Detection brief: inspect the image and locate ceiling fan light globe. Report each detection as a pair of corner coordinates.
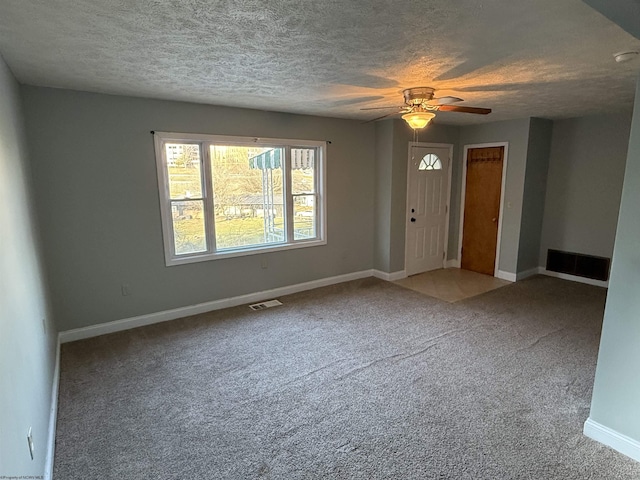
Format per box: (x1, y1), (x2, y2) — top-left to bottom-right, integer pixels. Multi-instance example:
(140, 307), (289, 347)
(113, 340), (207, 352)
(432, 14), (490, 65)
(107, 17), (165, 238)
(402, 111), (435, 129)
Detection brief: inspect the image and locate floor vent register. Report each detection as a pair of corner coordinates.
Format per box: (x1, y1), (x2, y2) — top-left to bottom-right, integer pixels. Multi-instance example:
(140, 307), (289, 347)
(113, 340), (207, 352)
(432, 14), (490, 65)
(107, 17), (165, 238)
(249, 299), (283, 311)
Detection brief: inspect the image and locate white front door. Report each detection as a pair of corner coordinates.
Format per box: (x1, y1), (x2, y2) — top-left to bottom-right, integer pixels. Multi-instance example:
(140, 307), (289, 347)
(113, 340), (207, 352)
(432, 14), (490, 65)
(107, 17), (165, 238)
(405, 145), (451, 276)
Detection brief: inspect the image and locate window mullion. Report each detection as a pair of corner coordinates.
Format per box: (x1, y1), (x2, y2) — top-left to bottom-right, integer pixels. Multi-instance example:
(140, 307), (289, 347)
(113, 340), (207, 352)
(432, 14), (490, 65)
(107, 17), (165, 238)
(317, 146), (325, 240)
(202, 142), (217, 253)
(285, 146), (294, 242)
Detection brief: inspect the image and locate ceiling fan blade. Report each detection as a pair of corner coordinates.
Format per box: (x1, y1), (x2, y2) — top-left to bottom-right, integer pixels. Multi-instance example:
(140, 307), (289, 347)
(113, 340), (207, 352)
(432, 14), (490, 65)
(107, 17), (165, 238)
(427, 96), (463, 106)
(438, 105), (492, 115)
(359, 105), (404, 111)
(362, 112), (401, 124)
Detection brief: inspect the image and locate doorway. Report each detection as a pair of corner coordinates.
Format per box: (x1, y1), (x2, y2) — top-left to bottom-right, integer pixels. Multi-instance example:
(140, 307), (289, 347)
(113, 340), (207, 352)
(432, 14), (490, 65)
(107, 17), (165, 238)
(458, 143), (508, 276)
(405, 143), (453, 276)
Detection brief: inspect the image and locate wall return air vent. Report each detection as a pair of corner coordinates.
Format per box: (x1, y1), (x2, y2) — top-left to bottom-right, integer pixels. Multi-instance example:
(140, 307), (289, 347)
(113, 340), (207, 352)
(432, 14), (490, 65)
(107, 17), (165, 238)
(546, 249), (610, 282)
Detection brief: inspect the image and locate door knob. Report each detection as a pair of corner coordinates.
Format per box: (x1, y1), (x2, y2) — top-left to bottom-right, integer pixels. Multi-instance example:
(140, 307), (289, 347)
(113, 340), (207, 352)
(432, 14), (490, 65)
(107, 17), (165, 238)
(492, 217), (497, 222)
(411, 218), (416, 222)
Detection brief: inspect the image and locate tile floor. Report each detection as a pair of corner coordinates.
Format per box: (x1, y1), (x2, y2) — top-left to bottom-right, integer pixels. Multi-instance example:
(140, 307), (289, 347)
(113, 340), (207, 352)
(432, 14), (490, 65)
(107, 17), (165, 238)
(393, 267), (510, 302)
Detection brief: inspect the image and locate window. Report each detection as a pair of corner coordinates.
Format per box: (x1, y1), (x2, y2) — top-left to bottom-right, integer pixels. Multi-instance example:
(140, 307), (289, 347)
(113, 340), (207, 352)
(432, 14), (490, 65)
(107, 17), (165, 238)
(154, 132), (326, 265)
(418, 153), (442, 171)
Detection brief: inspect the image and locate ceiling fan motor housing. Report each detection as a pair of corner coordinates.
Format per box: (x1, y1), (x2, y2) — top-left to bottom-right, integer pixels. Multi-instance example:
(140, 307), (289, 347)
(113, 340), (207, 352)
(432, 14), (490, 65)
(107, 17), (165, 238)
(403, 87), (435, 106)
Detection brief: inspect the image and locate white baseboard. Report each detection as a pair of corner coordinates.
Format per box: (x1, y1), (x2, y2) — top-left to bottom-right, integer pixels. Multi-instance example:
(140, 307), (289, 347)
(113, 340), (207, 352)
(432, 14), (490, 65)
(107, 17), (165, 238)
(496, 270), (517, 282)
(584, 418), (640, 462)
(44, 336), (61, 480)
(432, 264), (605, 286)
(59, 270), (374, 343)
(372, 269), (407, 281)
(538, 267), (608, 288)
(516, 267), (539, 281)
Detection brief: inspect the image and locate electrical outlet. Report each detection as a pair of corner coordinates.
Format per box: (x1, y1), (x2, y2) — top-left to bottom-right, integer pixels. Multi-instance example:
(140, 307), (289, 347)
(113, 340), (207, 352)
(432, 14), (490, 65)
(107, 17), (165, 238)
(27, 427), (34, 460)
(121, 284), (131, 296)
(42, 318), (46, 335)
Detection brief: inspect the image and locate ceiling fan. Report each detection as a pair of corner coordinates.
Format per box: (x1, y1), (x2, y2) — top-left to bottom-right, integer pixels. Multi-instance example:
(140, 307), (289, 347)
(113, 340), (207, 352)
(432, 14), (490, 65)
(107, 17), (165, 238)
(361, 87), (491, 128)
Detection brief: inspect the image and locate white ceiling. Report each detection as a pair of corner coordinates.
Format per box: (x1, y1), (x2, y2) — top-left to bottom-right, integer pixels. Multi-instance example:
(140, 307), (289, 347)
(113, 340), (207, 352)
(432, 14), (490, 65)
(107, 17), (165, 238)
(0, 0), (639, 125)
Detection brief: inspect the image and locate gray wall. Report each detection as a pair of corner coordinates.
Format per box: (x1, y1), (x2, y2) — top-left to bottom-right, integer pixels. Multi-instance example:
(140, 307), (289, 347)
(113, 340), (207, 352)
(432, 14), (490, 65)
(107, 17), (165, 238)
(589, 76), (640, 444)
(582, 0), (640, 39)
(376, 116), (561, 276)
(0, 58), (57, 477)
(458, 118), (532, 274)
(390, 120), (460, 271)
(22, 87), (376, 331)
(373, 121), (394, 272)
(517, 118), (553, 272)
(373, 119), (459, 273)
(538, 112), (631, 265)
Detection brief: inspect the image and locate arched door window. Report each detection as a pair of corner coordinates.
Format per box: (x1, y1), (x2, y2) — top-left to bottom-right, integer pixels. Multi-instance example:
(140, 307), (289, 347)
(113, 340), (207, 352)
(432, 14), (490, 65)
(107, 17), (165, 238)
(418, 153), (443, 171)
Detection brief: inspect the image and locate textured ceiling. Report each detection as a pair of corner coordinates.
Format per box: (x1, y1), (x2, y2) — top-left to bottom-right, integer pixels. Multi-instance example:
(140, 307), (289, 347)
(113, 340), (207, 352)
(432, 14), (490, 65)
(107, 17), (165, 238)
(0, 0), (639, 125)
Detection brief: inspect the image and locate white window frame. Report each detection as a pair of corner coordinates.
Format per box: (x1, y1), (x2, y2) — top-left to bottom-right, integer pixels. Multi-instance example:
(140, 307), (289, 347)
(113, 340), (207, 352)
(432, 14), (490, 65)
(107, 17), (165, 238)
(154, 132), (327, 266)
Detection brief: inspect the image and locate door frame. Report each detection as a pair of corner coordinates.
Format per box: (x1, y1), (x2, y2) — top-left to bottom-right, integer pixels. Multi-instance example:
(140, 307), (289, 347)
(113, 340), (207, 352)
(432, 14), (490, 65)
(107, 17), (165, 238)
(404, 142), (454, 274)
(458, 142), (509, 277)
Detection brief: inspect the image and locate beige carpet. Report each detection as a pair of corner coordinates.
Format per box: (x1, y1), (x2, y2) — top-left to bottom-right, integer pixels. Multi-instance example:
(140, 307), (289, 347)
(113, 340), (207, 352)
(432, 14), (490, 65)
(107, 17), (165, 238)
(394, 267), (510, 302)
(53, 275), (640, 479)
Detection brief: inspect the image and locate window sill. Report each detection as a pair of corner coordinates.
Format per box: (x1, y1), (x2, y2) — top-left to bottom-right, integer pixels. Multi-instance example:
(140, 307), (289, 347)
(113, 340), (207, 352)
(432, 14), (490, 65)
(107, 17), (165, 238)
(165, 238), (327, 266)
